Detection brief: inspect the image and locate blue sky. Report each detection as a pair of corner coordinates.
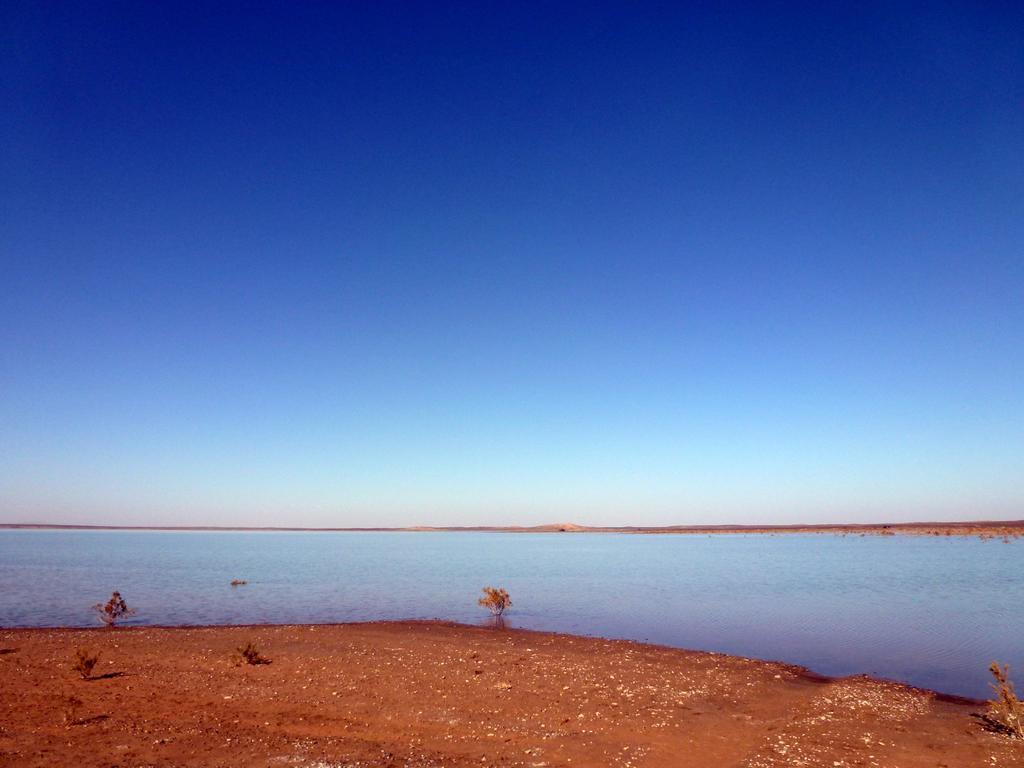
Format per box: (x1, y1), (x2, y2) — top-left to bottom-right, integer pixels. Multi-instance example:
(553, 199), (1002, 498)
(2, 2), (1022, 526)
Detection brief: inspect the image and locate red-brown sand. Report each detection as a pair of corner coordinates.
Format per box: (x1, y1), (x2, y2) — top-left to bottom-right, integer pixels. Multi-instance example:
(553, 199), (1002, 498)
(1, 622), (1020, 767)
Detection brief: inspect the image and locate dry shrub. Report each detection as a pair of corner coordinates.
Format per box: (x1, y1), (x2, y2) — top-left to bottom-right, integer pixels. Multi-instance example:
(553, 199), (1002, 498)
(478, 586), (512, 616)
(236, 642), (271, 665)
(93, 591), (136, 627)
(72, 648), (101, 680)
(987, 662), (1024, 739)
(61, 693), (84, 726)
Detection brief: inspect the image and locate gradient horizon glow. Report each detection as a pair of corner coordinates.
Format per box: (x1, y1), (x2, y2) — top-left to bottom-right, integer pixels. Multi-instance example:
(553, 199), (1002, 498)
(2, 3), (1022, 527)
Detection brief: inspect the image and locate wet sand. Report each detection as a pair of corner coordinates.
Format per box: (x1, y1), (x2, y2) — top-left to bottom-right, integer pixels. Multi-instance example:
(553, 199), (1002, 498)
(0, 621), (1019, 767)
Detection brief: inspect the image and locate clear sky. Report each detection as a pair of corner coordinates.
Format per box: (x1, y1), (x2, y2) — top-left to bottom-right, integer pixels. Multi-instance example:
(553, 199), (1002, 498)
(2, 2), (1022, 527)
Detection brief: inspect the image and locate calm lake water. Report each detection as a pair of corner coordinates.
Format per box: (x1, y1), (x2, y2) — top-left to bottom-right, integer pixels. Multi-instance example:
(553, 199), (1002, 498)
(1, 530), (1021, 699)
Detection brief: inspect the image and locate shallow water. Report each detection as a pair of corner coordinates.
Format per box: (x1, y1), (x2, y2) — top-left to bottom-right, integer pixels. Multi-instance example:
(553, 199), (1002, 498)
(0, 530), (1020, 698)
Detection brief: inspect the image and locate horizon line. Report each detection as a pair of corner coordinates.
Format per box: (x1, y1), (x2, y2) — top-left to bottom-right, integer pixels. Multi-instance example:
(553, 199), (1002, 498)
(2, 519), (1022, 534)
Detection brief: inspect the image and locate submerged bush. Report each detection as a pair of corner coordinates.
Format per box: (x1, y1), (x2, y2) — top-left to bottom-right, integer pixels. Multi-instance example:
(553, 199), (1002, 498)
(988, 662), (1024, 739)
(236, 642), (271, 666)
(478, 586), (512, 616)
(72, 648), (101, 680)
(92, 591), (135, 627)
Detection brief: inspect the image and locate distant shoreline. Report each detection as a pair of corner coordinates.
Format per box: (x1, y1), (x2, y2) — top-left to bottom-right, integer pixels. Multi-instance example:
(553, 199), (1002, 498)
(2, 520), (1022, 537)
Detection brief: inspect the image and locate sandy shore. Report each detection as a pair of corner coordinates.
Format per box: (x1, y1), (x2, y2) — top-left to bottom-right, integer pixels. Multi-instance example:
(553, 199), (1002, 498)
(0, 622), (1019, 767)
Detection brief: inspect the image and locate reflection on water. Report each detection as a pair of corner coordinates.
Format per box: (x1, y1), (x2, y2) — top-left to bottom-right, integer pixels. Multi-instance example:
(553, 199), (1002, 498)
(0, 530), (1021, 698)
(481, 614), (508, 630)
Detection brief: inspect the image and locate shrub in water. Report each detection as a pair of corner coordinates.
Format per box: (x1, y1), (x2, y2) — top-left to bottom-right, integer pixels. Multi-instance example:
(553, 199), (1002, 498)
(93, 591), (136, 627)
(478, 586), (512, 616)
(72, 647), (101, 680)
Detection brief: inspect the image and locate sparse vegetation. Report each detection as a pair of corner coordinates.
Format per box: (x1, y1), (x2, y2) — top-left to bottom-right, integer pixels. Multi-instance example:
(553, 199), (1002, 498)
(987, 662), (1024, 739)
(230, 579), (248, 586)
(72, 648), (101, 679)
(93, 591), (136, 627)
(236, 642), (271, 665)
(61, 693), (83, 726)
(478, 586), (512, 616)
